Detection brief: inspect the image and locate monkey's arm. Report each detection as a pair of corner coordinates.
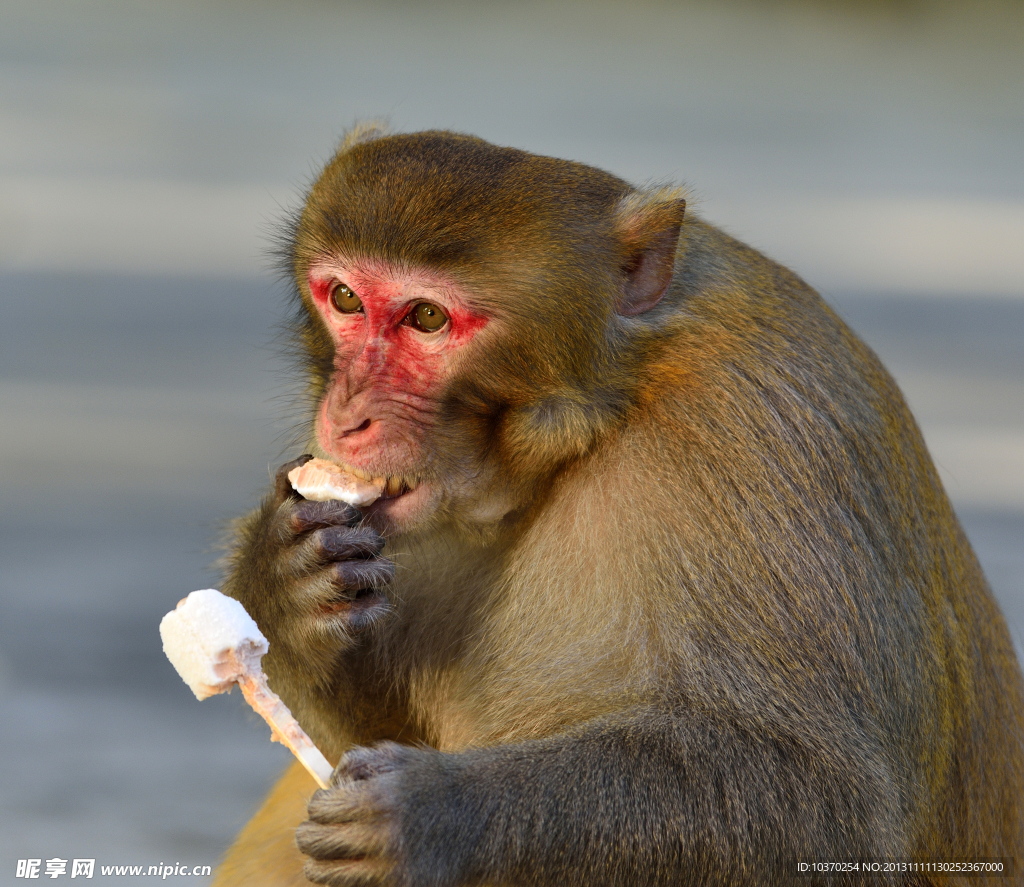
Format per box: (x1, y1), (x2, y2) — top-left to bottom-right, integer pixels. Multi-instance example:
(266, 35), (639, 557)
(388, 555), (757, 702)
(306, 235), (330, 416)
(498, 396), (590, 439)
(297, 707), (904, 887)
(221, 458), (399, 757)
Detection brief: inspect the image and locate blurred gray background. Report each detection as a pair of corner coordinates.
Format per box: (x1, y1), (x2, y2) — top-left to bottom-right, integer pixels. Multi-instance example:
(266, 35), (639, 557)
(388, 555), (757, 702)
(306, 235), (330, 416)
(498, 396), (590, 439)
(1, 0), (1022, 882)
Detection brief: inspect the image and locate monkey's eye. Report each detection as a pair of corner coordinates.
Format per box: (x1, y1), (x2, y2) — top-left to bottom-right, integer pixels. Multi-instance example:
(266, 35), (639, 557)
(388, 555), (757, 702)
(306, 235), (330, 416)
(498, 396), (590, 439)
(330, 283), (363, 314)
(408, 302), (448, 332)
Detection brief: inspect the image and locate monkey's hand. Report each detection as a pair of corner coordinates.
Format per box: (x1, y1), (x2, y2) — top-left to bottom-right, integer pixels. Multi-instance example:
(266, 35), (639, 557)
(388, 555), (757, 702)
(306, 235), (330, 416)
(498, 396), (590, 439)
(223, 456), (395, 638)
(297, 742), (415, 886)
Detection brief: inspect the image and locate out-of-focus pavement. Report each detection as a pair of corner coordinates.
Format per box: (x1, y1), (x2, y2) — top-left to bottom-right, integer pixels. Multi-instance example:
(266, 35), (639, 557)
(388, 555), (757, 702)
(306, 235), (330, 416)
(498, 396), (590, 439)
(1, 1), (1022, 882)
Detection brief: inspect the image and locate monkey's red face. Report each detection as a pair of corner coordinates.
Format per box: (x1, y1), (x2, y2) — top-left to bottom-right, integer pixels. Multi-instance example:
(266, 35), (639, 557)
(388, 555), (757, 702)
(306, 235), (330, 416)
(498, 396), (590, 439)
(307, 259), (489, 533)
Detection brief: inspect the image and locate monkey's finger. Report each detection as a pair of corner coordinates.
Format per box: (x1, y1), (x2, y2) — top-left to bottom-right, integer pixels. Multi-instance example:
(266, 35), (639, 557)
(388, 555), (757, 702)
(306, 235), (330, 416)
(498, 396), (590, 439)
(306, 782), (384, 824)
(297, 820), (391, 860)
(332, 557), (395, 592)
(292, 499), (363, 532)
(274, 455), (314, 502)
(336, 742), (410, 782)
(315, 527), (385, 561)
(303, 856), (391, 887)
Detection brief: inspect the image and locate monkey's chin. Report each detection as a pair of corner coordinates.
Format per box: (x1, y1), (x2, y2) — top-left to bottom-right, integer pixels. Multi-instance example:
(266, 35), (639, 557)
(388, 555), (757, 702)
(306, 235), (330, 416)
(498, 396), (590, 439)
(361, 481), (436, 534)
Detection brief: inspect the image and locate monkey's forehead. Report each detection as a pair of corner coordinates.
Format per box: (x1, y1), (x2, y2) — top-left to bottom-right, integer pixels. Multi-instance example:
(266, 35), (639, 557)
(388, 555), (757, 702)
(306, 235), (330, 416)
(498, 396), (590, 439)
(294, 130), (631, 271)
(329, 130), (629, 199)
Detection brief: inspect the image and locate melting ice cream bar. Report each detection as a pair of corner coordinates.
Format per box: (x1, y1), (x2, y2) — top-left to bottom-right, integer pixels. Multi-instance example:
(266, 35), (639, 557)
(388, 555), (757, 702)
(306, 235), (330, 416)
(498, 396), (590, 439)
(159, 588), (267, 700)
(160, 588), (333, 789)
(288, 457), (384, 506)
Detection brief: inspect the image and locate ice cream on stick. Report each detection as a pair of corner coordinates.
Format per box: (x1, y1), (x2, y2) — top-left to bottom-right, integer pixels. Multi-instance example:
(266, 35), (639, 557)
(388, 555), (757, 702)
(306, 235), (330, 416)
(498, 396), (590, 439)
(288, 457), (384, 506)
(160, 588), (333, 789)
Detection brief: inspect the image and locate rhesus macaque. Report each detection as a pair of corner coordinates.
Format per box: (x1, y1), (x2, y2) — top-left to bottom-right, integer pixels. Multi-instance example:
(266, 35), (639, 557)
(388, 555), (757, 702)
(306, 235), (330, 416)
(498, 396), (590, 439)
(213, 127), (1024, 887)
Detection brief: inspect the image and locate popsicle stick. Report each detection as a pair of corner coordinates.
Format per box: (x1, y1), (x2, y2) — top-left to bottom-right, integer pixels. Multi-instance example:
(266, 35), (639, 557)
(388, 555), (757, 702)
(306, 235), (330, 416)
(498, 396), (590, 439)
(237, 671), (334, 790)
(161, 589), (335, 790)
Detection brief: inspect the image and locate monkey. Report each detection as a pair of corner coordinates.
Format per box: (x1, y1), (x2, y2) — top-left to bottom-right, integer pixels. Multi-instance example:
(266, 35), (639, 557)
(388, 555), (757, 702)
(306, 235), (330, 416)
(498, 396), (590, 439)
(212, 127), (1024, 887)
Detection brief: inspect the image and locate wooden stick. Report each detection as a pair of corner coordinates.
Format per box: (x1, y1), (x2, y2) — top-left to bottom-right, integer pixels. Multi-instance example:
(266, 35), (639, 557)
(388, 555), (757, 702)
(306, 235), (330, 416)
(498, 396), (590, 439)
(238, 671), (333, 789)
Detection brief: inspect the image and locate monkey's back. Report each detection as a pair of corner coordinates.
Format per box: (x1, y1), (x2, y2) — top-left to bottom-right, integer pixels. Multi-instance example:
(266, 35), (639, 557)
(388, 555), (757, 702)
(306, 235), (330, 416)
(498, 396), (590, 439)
(615, 217), (1024, 860)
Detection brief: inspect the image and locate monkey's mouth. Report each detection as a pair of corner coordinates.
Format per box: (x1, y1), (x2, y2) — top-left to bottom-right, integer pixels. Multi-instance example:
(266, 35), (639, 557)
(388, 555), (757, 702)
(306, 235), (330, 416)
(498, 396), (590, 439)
(362, 478), (435, 533)
(379, 476), (415, 499)
(337, 462), (418, 500)
(330, 460), (434, 530)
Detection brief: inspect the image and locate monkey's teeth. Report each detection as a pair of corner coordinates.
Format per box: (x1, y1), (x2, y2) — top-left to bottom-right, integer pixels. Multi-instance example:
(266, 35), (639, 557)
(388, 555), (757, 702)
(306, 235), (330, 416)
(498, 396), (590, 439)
(344, 464), (373, 483)
(333, 463), (418, 498)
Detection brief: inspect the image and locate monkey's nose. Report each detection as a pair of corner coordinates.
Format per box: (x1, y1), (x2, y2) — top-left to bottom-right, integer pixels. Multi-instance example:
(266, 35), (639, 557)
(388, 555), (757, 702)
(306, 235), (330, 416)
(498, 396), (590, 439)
(340, 418), (373, 437)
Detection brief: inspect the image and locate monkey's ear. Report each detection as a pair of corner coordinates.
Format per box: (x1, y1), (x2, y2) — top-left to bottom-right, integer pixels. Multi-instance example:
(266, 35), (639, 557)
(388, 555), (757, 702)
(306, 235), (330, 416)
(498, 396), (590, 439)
(614, 193), (686, 317)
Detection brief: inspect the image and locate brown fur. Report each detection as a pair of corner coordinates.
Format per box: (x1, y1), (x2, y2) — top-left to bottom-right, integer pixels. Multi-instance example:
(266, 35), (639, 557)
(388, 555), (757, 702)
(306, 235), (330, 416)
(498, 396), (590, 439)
(216, 130), (1024, 886)
(213, 762), (314, 887)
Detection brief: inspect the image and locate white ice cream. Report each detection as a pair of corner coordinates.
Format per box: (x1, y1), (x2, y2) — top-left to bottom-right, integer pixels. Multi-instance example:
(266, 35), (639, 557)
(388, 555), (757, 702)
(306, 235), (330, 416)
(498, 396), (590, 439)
(160, 588), (268, 700)
(288, 458), (383, 506)
(160, 588), (334, 787)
